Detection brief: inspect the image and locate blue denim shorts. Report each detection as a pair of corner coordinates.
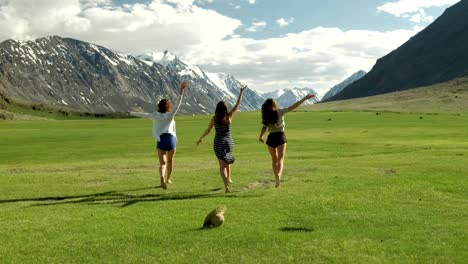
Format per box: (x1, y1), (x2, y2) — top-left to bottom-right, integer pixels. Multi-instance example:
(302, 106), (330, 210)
(157, 133), (176, 151)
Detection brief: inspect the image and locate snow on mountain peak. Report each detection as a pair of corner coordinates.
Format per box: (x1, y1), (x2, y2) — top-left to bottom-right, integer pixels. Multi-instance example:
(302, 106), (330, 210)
(137, 50), (177, 67)
(322, 70), (367, 101)
(205, 72), (236, 98)
(263, 89), (286, 99)
(262, 87), (321, 108)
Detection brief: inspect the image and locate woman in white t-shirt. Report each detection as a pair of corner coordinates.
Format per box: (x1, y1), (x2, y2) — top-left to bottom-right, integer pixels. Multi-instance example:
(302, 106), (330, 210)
(258, 94), (314, 188)
(131, 82), (188, 189)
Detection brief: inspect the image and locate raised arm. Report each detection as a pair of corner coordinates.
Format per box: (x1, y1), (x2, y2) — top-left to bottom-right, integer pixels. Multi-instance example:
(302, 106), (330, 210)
(258, 126), (267, 143)
(171, 81), (188, 117)
(228, 85), (247, 118)
(287, 94), (315, 112)
(129, 111), (152, 118)
(196, 118), (215, 145)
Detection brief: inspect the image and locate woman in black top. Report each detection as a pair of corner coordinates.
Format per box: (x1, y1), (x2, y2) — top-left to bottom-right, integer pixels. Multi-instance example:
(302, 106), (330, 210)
(258, 94), (314, 188)
(196, 86), (247, 193)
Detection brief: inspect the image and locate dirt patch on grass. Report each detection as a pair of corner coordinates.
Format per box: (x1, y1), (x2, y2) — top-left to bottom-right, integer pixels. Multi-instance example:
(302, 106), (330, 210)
(242, 180), (274, 190)
(383, 169), (397, 176)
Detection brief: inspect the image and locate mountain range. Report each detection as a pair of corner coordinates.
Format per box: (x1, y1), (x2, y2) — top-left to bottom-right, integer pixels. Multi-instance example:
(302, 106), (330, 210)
(263, 88), (322, 108)
(326, 0), (468, 102)
(0, 37), (262, 115)
(0, 37), (322, 116)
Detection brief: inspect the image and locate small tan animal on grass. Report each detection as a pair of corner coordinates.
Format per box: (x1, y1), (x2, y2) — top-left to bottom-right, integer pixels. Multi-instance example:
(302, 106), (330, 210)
(202, 205), (227, 229)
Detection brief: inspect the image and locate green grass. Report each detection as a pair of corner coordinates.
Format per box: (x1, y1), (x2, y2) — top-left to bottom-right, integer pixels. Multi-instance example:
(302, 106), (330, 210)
(0, 97), (131, 121)
(1, 111), (467, 263)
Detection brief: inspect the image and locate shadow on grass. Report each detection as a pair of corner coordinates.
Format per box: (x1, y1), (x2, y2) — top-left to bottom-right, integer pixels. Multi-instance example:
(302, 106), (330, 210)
(279, 227), (314, 232)
(0, 186), (264, 208)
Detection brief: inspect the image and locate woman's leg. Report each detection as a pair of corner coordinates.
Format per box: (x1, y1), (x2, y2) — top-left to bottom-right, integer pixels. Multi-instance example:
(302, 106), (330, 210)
(166, 148), (176, 184)
(157, 149), (168, 189)
(268, 146), (280, 187)
(276, 144), (287, 181)
(218, 159), (230, 192)
(227, 164), (232, 183)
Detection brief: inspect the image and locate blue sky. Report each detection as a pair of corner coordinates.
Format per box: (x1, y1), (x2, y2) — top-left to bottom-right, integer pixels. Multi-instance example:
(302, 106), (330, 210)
(113, 0), (446, 33)
(0, 0), (460, 94)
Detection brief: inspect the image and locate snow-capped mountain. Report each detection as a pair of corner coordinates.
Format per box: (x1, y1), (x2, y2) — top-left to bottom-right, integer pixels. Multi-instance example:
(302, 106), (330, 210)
(276, 88), (321, 108)
(138, 51), (264, 111)
(205, 72), (236, 98)
(261, 87), (321, 108)
(0, 36), (262, 115)
(137, 51), (176, 67)
(138, 50), (239, 112)
(207, 73), (264, 111)
(263, 89), (286, 99)
(322, 70), (367, 101)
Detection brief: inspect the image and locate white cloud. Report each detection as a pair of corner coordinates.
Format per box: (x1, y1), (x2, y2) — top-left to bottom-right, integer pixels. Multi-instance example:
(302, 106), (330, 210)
(377, 0), (459, 23)
(0, 0), (421, 94)
(246, 0), (256, 4)
(408, 10), (435, 23)
(276, 17), (294, 27)
(246, 20), (267, 32)
(0, 0), (241, 52)
(182, 27), (419, 93)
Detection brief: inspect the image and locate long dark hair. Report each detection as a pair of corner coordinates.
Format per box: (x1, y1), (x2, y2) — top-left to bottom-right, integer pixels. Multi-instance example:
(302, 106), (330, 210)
(214, 101), (230, 125)
(158, 99), (172, 113)
(262, 98), (278, 126)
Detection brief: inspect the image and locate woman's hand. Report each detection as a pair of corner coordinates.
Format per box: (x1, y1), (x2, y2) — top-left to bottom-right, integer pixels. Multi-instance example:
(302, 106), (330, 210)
(240, 84), (247, 93)
(179, 81), (188, 95)
(304, 94), (315, 100)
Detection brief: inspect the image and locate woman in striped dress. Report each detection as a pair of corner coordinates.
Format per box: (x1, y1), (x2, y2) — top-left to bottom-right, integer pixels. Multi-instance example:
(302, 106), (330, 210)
(196, 85), (247, 193)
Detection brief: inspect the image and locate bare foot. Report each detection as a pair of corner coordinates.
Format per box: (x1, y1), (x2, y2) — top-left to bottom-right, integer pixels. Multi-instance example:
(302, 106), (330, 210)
(161, 182), (167, 190)
(225, 186), (231, 193)
(167, 179), (172, 184)
(228, 178), (232, 183)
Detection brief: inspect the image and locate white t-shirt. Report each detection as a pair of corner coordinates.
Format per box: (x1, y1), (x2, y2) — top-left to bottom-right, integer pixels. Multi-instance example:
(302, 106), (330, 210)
(131, 94), (183, 141)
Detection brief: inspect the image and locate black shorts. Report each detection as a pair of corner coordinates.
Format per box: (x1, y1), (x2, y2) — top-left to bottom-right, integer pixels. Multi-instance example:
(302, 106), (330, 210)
(266, 132), (287, 148)
(157, 133), (176, 151)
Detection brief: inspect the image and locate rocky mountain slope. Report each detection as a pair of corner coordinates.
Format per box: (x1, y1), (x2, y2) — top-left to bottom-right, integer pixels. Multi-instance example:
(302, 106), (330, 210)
(0, 36), (263, 115)
(322, 70), (366, 101)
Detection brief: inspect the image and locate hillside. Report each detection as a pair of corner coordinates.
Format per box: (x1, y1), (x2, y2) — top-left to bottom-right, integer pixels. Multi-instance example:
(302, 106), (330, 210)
(327, 0), (468, 101)
(307, 75), (468, 113)
(0, 91), (133, 120)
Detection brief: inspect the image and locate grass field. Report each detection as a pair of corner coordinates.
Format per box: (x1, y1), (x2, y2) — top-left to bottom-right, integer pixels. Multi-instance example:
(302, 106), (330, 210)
(1, 110), (467, 263)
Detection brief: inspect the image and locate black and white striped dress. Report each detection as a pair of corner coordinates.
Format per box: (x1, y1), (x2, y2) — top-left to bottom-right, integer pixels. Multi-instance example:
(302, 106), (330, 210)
(213, 120), (235, 164)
